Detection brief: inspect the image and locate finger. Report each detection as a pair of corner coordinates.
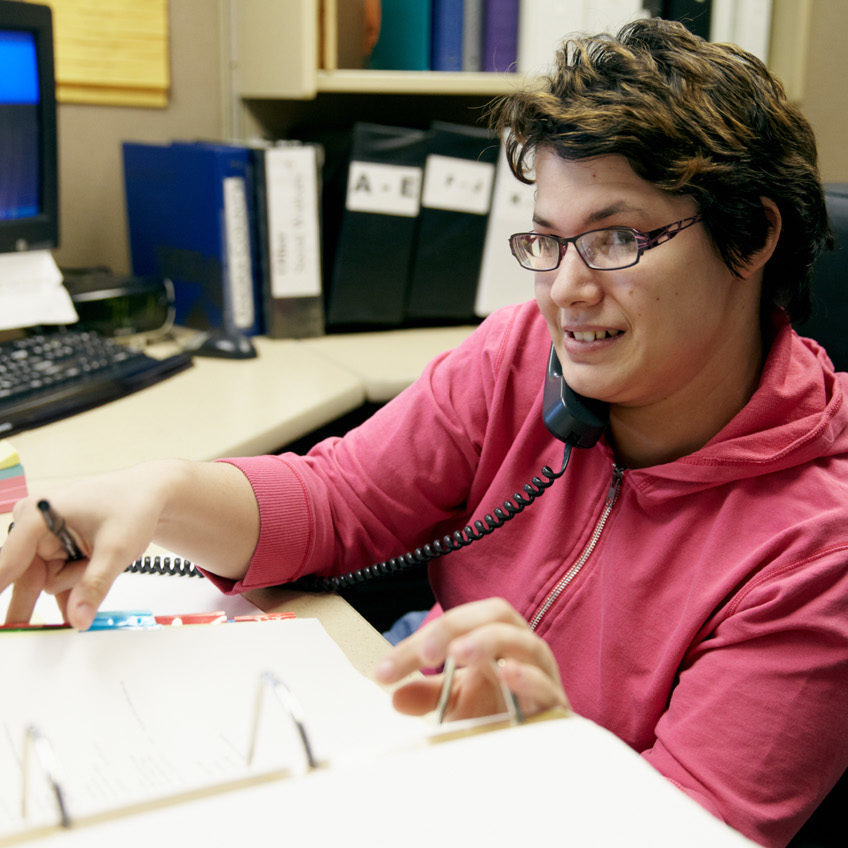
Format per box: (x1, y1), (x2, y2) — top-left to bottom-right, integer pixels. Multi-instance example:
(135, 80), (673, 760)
(0, 505), (44, 594)
(390, 677), (445, 716)
(375, 598), (527, 684)
(42, 559), (90, 596)
(497, 658), (571, 716)
(64, 533), (134, 630)
(3, 556), (48, 625)
(449, 621), (562, 683)
(54, 588), (72, 623)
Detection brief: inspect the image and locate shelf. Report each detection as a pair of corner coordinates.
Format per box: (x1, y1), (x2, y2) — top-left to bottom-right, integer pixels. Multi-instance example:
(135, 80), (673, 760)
(315, 69), (526, 96)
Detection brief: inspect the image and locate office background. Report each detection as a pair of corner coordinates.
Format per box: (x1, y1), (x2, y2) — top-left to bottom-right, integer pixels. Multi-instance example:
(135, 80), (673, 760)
(51, 0), (848, 280)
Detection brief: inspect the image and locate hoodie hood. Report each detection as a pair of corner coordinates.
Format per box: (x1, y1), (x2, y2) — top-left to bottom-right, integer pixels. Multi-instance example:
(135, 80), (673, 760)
(626, 314), (848, 499)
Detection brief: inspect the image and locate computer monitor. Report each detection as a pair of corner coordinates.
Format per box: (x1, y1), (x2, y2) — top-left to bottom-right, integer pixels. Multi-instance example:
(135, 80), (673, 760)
(0, 0), (57, 254)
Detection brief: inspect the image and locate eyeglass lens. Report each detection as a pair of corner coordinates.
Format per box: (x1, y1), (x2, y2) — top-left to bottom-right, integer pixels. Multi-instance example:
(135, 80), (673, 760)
(512, 229), (639, 271)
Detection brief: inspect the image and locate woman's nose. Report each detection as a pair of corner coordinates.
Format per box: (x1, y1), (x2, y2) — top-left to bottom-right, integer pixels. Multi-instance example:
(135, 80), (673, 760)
(546, 246), (604, 308)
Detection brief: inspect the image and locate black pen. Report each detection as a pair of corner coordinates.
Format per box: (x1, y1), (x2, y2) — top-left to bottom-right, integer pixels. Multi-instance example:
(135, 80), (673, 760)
(37, 500), (84, 561)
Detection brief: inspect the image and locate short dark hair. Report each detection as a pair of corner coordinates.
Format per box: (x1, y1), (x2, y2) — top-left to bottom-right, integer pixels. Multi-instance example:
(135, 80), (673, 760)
(490, 18), (831, 323)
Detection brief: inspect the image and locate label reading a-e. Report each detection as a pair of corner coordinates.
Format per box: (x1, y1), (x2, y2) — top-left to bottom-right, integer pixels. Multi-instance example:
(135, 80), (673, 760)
(345, 161), (423, 217)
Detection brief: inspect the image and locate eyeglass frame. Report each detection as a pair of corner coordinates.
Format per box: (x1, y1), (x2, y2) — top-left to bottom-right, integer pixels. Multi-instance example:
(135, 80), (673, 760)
(508, 214), (704, 272)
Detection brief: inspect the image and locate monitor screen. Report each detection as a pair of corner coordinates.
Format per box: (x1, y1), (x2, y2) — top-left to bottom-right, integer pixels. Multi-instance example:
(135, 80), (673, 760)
(0, 0), (57, 253)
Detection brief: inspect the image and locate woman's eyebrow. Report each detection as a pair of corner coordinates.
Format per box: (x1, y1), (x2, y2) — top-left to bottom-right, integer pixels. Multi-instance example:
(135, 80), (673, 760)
(532, 202), (644, 231)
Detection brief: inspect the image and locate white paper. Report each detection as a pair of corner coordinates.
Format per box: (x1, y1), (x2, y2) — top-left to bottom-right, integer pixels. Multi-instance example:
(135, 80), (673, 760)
(0, 619), (426, 839)
(0, 251), (77, 331)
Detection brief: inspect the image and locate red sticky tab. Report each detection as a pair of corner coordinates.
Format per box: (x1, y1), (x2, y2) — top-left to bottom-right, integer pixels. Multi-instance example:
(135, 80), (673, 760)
(154, 612), (228, 626)
(230, 612), (296, 623)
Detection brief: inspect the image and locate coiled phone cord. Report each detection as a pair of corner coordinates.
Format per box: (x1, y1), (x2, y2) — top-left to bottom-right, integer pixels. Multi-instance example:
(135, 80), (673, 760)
(126, 555), (201, 577)
(122, 444), (572, 589)
(293, 443), (573, 592)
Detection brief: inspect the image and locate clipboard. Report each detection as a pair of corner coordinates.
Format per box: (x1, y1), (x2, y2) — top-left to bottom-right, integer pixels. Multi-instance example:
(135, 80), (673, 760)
(0, 619), (757, 847)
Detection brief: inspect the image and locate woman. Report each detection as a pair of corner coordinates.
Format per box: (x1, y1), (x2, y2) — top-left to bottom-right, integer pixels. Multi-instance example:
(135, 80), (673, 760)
(2, 19), (845, 847)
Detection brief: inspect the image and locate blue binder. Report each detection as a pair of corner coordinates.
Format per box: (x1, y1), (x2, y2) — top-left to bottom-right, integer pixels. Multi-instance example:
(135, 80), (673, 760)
(122, 141), (263, 335)
(431, 0), (464, 71)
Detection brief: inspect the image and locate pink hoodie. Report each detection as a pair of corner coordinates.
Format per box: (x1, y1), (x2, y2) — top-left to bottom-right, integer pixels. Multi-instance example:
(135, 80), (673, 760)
(217, 301), (848, 847)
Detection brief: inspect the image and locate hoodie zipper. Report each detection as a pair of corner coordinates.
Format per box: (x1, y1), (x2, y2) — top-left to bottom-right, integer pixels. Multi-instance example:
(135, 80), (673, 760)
(529, 464), (624, 631)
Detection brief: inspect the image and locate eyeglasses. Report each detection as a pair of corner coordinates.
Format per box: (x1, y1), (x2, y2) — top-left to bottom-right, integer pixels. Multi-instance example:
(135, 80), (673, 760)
(508, 215), (703, 272)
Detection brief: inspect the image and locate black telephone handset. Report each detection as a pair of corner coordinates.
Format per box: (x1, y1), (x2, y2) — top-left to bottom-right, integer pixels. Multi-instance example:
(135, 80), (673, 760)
(542, 344), (609, 448)
(294, 344), (610, 592)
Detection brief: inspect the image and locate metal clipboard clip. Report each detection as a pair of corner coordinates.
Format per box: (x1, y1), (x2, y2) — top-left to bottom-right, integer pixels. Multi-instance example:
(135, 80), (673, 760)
(21, 724), (71, 828)
(435, 657), (525, 726)
(247, 670), (318, 774)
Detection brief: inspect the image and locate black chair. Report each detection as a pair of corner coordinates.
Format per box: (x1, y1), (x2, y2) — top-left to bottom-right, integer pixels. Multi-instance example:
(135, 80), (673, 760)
(794, 183), (848, 371)
(787, 184), (848, 848)
(789, 774), (847, 848)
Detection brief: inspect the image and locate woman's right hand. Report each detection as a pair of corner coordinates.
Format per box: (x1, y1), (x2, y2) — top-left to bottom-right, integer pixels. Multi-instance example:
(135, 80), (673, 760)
(0, 463), (175, 629)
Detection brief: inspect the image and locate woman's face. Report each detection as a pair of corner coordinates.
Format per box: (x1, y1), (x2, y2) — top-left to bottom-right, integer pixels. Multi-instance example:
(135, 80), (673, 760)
(532, 150), (762, 425)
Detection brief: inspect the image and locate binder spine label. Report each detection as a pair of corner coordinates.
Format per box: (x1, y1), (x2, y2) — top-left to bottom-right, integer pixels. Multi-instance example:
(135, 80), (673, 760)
(265, 146), (322, 298)
(222, 176), (256, 329)
(345, 161), (423, 218)
(421, 154), (496, 215)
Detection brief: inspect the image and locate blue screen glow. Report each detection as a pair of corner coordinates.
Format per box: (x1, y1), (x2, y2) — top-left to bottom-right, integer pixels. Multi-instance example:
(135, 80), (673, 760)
(0, 31), (39, 104)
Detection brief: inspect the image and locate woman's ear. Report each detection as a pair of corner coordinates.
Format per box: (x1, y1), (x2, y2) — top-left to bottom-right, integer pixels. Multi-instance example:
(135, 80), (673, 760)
(738, 197), (782, 278)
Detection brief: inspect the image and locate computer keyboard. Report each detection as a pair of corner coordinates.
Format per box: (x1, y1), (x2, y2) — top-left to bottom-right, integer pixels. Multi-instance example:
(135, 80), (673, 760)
(0, 329), (193, 436)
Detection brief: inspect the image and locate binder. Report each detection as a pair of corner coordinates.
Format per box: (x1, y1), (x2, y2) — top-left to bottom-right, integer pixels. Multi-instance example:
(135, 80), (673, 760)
(123, 141), (262, 336)
(431, 0), (464, 71)
(517, 0), (582, 76)
(463, 0), (484, 71)
(0, 619), (758, 846)
(482, 0), (519, 72)
(368, 0), (433, 70)
(405, 121), (498, 323)
(474, 139), (536, 317)
(707, 0), (770, 63)
(252, 142), (325, 338)
(327, 122), (429, 329)
(582, 1), (651, 35)
(518, 1), (649, 77)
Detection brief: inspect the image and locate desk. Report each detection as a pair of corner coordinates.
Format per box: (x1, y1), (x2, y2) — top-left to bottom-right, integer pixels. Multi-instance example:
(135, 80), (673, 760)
(8, 337), (364, 483)
(2, 326), (473, 667)
(304, 325), (475, 402)
(9, 327), (475, 483)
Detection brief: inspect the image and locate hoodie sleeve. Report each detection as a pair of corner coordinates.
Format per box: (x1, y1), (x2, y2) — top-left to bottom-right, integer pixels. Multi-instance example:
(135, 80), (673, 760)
(205, 302), (542, 594)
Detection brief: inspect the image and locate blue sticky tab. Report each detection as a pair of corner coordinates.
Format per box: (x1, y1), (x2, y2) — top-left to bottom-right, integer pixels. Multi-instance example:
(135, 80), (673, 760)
(87, 610), (158, 630)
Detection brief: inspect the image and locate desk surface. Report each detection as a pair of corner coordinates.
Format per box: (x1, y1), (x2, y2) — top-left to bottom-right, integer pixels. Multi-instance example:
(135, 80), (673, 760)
(9, 326), (474, 483)
(2, 326), (473, 670)
(304, 325), (475, 402)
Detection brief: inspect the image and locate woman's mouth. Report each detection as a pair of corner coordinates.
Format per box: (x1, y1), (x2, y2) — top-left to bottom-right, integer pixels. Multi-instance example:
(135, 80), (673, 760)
(566, 329), (624, 342)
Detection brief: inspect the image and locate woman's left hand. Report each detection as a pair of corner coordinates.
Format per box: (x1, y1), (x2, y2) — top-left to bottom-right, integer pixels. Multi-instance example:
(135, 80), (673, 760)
(374, 597), (570, 721)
